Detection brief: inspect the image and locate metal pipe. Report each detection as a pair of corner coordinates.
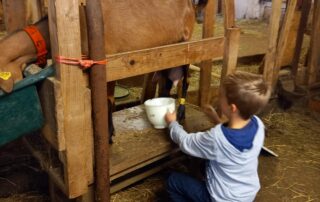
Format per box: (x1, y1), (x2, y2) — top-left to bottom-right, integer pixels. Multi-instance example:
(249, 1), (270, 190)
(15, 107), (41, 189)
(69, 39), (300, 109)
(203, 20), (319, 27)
(85, 1), (110, 201)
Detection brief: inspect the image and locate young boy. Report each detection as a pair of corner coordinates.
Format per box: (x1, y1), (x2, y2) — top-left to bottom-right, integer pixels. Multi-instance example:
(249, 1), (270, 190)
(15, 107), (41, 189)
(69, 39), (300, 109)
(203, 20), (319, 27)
(165, 71), (271, 202)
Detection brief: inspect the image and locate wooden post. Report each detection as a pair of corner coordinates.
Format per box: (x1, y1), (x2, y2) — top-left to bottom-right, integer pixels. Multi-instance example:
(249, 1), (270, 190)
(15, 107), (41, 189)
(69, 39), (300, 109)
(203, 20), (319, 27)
(221, 27), (240, 79)
(280, 2), (301, 67)
(222, 0), (235, 29)
(263, 0), (282, 85)
(271, 0), (297, 89)
(220, 0), (240, 80)
(199, 0), (217, 107)
(85, 0), (110, 201)
(48, 0), (91, 198)
(291, 0), (312, 79)
(306, 0), (320, 86)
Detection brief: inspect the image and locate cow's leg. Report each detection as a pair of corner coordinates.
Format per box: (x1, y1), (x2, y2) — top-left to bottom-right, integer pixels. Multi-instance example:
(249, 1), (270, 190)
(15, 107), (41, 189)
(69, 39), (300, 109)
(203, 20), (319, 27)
(141, 73), (157, 103)
(158, 70), (173, 98)
(176, 65), (189, 122)
(157, 66), (189, 121)
(107, 81), (116, 143)
(0, 17), (48, 65)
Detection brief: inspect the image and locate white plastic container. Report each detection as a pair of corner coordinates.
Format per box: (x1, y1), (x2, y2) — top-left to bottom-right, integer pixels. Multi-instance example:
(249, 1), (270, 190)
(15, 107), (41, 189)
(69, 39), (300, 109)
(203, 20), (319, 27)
(144, 97), (175, 129)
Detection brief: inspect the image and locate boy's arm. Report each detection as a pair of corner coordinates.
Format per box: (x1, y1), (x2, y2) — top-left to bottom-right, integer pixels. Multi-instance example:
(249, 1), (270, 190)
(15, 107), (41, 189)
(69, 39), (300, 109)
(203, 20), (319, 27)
(166, 112), (217, 159)
(168, 121), (217, 159)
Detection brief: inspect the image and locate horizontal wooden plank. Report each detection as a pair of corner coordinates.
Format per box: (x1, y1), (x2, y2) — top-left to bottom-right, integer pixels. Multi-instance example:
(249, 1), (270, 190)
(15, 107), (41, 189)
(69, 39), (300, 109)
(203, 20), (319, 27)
(110, 155), (186, 194)
(105, 37), (225, 81)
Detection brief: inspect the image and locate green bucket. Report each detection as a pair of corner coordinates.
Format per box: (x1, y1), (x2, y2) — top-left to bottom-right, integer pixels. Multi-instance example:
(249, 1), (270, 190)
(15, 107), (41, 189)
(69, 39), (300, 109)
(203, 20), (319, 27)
(0, 65), (54, 146)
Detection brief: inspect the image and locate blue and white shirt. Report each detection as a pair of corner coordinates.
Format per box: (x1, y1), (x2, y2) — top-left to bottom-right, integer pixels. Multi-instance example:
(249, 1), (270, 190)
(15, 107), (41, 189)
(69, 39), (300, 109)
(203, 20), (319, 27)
(168, 116), (265, 202)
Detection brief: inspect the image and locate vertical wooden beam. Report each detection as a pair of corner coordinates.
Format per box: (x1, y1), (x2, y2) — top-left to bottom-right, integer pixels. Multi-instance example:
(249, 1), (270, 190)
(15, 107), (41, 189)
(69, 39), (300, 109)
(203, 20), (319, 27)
(48, 0), (90, 198)
(280, 4), (301, 67)
(221, 27), (240, 79)
(291, 0), (312, 79)
(263, 0), (282, 85)
(306, 0), (320, 86)
(199, 0), (217, 107)
(76, 186), (94, 202)
(222, 0), (235, 29)
(271, 0), (297, 89)
(220, 0), (240, 80)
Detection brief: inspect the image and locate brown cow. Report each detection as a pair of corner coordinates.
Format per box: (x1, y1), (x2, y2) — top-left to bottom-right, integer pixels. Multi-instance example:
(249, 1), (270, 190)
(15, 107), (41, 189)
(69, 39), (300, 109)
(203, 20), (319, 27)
(0, 0), (208, 142)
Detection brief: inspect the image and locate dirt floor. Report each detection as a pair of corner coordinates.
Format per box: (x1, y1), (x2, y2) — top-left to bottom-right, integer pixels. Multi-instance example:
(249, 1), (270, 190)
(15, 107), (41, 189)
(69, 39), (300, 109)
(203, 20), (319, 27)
(109, 99), (320, 202)
(1, 17), (319, 201)
(1, 92), (319, 202)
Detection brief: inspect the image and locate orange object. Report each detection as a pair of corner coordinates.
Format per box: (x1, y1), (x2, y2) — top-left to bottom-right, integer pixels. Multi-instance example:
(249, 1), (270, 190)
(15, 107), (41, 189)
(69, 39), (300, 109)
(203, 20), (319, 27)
(55, 55), (107, 70)
(24, 25), (48, 66)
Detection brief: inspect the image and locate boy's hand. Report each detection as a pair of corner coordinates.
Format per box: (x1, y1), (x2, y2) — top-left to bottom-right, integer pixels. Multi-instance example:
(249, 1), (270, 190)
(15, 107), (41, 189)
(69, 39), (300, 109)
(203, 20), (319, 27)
(165, 111), (177, 124)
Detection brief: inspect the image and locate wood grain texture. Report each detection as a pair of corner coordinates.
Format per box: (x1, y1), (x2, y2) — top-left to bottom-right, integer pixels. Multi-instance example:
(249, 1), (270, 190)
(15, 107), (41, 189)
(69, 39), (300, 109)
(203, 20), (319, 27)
(199, 0), (217, 107)
(222, 0), (235, 29)
(221, 27), (241, 79)
(105, 37), (224, 82)
(263, 0), (283, 85)
(306, 0), (320, 85)
(48, 0), (91, 198)
(271, 0), (297, 89)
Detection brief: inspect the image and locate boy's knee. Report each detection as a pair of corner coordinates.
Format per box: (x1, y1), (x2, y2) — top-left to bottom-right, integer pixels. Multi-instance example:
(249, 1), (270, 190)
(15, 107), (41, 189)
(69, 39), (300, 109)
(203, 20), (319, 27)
(166, 172), (176, 188)
(166, 172), (180, 190)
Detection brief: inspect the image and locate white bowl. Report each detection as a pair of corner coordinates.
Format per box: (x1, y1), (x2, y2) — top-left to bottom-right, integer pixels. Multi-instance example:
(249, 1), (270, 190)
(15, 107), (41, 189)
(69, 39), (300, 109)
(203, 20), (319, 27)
(144, 97), (175, 129)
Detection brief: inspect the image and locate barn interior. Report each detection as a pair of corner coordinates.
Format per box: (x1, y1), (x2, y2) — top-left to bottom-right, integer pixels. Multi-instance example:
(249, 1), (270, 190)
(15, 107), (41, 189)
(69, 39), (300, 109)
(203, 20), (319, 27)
(0, 0), (319, 202)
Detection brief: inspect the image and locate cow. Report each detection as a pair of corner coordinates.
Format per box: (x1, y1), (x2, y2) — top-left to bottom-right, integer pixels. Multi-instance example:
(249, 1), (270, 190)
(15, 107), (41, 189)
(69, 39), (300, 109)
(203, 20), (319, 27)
(0, 0), (208, 142)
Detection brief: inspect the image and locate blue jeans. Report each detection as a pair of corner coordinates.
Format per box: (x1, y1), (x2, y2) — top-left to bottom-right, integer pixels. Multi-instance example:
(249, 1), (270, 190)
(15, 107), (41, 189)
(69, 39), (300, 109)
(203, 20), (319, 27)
(166, 171), (212, 202)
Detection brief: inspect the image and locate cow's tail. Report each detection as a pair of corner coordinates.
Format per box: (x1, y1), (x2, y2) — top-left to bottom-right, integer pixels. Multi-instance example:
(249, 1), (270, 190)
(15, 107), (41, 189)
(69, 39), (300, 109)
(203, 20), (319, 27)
(192, 0), (208, 8)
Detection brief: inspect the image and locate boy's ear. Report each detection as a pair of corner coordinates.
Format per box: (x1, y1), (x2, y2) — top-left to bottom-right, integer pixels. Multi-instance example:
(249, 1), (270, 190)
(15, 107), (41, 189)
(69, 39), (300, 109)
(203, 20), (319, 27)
(230, 104), (238, 113)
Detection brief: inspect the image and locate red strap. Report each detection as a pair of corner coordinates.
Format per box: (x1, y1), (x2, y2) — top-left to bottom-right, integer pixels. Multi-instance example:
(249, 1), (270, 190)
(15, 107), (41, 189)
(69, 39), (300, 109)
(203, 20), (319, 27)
(24, 25), (48, 66)
(55, 55), (107, 70)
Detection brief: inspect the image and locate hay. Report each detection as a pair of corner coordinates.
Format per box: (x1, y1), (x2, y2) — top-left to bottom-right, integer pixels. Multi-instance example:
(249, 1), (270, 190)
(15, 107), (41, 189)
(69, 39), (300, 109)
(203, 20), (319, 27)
(256, 102), (320, 201)
(0, 193), (49, 202)
(111, 177), (166, 202)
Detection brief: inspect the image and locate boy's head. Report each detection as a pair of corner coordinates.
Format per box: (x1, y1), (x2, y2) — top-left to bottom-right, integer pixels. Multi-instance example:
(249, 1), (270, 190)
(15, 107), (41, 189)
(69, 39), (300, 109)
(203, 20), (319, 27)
(220, 71), (271, 120)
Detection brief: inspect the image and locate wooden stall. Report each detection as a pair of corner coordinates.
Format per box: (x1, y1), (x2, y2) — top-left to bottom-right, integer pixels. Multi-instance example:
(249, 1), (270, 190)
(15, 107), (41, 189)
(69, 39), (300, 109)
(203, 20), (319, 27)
(18, 0), (240, 201)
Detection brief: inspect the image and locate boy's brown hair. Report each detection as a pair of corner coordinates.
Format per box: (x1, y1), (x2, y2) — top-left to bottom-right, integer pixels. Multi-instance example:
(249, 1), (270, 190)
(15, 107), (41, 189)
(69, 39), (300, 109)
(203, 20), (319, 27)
(222, 71), (271, 120)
